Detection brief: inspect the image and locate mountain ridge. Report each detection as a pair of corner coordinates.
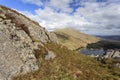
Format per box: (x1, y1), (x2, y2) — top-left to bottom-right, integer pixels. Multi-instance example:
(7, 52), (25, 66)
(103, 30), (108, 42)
(96, 35), (120, 41)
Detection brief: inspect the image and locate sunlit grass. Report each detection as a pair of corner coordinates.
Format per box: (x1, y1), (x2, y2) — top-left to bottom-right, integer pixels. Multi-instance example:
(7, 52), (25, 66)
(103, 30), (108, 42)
(13, 43), (120, 80)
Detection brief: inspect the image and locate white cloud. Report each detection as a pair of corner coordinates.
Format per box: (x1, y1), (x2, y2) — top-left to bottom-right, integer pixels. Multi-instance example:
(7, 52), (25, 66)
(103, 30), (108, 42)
(47, 0), (73, 13)
(19, 11), (41, 22)
(20, 0), (120, 35)
(75, 2), (120, 34)
(35, 7), (91, 30)
(21, 0), (43, 6)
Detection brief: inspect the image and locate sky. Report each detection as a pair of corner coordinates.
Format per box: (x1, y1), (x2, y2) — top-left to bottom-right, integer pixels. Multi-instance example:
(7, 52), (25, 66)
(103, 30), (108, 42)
(0, 0), (120, 35)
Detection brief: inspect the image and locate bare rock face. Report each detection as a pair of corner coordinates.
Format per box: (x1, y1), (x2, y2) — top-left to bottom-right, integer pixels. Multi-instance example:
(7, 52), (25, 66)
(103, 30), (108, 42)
(0, 6), (58, 80)
(49, 32), (59, 44)
(104, 49), (120, 58)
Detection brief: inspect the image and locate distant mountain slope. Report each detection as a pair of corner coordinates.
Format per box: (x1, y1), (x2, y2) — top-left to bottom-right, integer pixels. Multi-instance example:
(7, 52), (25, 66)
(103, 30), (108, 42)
(87, 40), (120, 49)
(54, 28), (99, 50)
(96, 35), (120, 41)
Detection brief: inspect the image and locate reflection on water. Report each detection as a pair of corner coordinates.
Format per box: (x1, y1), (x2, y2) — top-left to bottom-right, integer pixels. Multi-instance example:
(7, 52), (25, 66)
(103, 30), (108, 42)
(80, 49), (105, 56)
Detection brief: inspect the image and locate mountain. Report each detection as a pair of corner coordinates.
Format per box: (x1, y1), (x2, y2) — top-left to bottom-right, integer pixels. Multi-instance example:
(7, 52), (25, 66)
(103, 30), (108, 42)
(0, 5), (120, 80)
(87, 40), (120, 49)
(54, 28), (99, 50)
(96, 35), (120, 41)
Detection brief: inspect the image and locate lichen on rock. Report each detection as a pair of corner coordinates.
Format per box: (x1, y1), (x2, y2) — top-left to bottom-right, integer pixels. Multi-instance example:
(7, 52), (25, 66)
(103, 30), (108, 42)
(0, 5), (59, 80)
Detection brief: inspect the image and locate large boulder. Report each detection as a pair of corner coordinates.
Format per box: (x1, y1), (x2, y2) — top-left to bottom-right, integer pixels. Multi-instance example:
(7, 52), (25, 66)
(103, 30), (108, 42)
(0, 5), (58, 80)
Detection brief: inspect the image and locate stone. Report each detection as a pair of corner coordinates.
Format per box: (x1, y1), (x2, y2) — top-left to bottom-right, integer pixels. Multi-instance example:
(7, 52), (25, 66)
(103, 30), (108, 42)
(116, 63), (120, 68)
(104, 49), (120, 58)
(49, 32), (59, 44)
(45, 51), (56, 60)
(0, 24), (39, 80)
(0, 5), (59, 80)
(0, 18), (3, 21)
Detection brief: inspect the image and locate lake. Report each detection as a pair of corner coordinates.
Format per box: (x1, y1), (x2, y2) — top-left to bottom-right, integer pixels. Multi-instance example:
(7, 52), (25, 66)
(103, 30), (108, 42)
(80, 49), (105, 56)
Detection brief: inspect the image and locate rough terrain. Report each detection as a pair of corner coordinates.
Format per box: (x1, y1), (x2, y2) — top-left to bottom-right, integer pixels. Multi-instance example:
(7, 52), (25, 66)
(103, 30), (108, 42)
(0, 5), (58, 80)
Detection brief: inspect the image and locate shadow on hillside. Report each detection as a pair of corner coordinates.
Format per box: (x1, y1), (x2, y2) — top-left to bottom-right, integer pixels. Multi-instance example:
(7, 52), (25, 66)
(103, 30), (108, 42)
(86, 40), (120, 50)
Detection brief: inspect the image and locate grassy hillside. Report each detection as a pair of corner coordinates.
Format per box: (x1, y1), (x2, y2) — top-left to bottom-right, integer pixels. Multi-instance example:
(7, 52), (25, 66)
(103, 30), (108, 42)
(87, 40), (120, 49)
(54, 28), (99, 50)
(13, 43), (120, 80)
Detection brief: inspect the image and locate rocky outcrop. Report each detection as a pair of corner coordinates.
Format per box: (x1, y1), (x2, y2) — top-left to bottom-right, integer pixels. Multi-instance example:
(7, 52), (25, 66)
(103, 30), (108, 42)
(0, 5), (58, 43)
(104, 49), (120, 58)
(0, 5), (58, 80)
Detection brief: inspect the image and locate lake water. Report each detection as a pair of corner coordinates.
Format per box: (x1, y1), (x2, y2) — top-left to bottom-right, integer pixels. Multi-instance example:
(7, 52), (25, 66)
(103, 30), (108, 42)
(80, 49), (105, 56)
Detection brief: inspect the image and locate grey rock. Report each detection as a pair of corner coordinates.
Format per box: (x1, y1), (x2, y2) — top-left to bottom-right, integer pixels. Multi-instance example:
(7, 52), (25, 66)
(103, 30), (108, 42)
(0, 5), (58, 44)
(0, 18), (3, 21)
(104, 49), (120, 58)
(116, 63), (120, 68)
(49, 32), (59, 44)
(0, 5), (59, 80)
(0, 24), (39, 80)
(45, 51), (56, 60)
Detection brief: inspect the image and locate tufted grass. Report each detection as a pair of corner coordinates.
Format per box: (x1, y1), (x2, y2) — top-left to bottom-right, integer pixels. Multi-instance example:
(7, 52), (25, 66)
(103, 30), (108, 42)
(12, 43), (120, 80)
